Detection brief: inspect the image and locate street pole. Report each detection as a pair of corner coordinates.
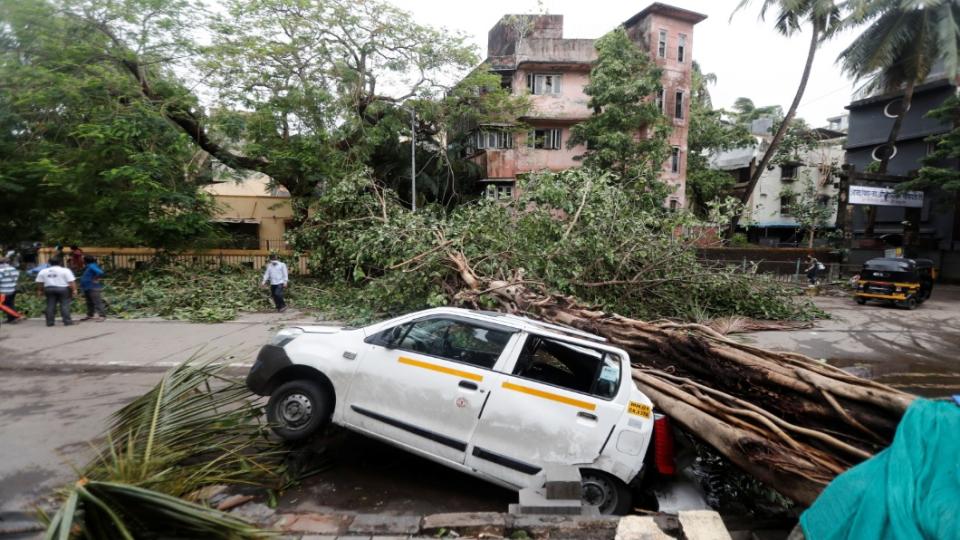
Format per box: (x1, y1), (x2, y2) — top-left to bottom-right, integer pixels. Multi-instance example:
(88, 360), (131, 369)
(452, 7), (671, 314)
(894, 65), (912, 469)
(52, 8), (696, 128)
(410, 107), (417, 212)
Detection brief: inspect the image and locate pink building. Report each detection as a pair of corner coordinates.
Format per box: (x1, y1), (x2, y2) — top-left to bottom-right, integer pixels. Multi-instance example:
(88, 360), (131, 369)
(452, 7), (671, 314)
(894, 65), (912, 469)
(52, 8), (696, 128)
(469, 3), (706, 208)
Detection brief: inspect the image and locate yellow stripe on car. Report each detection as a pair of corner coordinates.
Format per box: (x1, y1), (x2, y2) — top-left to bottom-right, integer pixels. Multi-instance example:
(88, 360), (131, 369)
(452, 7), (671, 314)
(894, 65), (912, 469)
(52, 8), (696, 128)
(501, 381), (597, 411)
(397, 356), (483, 382)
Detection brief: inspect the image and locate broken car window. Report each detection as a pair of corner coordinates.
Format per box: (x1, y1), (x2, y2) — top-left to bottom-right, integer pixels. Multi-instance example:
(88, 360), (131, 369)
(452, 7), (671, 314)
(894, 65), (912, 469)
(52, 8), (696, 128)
(513, 336), (620, 398)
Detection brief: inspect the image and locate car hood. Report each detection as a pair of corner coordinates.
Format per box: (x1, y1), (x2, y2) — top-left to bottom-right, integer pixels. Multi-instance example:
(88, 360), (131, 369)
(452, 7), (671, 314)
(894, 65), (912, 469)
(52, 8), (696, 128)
(295, 325), (346, 334)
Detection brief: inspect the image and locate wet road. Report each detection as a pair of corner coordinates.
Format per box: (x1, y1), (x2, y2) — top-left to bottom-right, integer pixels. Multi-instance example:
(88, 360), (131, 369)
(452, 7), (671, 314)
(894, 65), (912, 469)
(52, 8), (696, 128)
(0, 370), (512, 516)
(742, 285), (960, 397)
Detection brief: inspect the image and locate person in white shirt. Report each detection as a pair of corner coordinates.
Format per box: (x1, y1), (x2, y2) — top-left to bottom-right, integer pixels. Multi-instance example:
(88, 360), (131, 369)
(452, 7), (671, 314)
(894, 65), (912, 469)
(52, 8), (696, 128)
(261, 254), (289, 312)
(35, 257), (78, 326)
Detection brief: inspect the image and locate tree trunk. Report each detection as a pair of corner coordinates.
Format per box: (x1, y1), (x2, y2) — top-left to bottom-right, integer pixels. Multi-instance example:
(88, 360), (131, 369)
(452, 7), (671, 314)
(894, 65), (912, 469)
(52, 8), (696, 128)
(444, 253), (913, 506)
(730, 20), (822, 233)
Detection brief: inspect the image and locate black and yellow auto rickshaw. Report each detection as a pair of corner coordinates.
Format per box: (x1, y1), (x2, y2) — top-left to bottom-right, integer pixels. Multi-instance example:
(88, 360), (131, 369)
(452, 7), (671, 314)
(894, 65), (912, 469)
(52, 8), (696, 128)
(854, 257), (936, 309)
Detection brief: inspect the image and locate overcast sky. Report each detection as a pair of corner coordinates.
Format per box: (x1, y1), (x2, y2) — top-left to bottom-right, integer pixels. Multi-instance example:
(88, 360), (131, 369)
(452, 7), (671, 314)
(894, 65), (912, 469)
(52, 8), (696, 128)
(391, 0), (862, 127)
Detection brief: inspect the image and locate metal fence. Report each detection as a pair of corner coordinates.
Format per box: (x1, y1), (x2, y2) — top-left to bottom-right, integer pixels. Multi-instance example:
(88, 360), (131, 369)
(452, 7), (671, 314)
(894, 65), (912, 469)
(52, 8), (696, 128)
(38, 247), (309, 275)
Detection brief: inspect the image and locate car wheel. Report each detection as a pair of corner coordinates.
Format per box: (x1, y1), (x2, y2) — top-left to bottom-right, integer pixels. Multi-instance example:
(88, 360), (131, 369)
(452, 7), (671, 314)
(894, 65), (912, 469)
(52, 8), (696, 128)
(904, 297), (918, 310)
(267, 379), (330, 441)
(581, 469), (632, 515)
(855, 297), (867, 305)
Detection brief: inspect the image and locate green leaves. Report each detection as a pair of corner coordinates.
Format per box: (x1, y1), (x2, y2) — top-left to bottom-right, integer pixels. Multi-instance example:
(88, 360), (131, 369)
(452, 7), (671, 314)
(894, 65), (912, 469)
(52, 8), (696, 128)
(568, 27), (669, 194)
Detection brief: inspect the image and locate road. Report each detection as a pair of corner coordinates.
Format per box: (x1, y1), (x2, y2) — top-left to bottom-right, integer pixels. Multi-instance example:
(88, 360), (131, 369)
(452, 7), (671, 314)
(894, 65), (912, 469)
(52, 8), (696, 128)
(1, 289), (959, 518)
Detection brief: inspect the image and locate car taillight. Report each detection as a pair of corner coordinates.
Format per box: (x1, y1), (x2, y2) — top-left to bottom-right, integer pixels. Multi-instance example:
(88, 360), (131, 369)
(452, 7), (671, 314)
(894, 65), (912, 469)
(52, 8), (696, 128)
(653, 413), (676, 476)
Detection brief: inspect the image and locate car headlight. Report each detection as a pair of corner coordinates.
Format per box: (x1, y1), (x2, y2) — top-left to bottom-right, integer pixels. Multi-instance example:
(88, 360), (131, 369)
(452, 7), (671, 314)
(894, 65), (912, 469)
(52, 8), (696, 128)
(895, 287), (903, 292)
(269, 327), (303, 347)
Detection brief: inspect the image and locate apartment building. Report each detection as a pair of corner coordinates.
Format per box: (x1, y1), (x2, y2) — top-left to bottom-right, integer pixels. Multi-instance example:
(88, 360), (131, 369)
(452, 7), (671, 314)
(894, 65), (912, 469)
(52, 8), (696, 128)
(469, 3), (706, 208)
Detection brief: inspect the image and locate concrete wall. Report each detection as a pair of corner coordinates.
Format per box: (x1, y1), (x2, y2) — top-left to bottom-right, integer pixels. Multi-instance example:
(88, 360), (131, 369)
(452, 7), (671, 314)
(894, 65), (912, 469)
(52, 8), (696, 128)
(204, 166), (293, 249)
(514, 69), (592, 120)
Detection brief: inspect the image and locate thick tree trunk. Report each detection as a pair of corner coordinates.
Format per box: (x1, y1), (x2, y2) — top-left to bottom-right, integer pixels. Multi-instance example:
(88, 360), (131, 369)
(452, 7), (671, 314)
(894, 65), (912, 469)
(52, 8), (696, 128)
(446, 252), (913, 505)
(730, 20), (822, 233)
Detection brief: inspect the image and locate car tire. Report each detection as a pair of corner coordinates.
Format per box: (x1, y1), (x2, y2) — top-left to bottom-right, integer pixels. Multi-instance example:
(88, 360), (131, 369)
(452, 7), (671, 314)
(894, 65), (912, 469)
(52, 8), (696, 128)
(267, 379), (330, 442)
(904, 297), (918, 310)
(581, 469), (632, 515)
(855, 297), (867, 305)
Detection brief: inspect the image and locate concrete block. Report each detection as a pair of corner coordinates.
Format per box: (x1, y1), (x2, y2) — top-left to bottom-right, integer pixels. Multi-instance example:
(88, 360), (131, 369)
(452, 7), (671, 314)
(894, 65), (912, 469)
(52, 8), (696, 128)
(678, 510), (732, 540)
(421, 511), (507, 537)
(274, 513), (353, 535)
(229, 501), (279, 526)
(511, 487), (582, 515)
(512, 514), (620, 540)
(615, 516), (672, 540)
(349, 513), (422, 535)
(543, 463), (582, 500)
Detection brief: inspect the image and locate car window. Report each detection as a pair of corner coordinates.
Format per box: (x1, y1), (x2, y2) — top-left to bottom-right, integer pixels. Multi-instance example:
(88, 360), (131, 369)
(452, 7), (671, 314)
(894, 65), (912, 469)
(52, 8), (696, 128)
(397, 318), (511, 369)
(513, 335), (621, 399)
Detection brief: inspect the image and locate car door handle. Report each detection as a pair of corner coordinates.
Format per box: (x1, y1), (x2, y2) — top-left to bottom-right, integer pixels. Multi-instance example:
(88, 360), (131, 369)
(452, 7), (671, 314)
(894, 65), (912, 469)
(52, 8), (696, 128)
(577, 411), (597, 421)
(458, 380), (478, 391)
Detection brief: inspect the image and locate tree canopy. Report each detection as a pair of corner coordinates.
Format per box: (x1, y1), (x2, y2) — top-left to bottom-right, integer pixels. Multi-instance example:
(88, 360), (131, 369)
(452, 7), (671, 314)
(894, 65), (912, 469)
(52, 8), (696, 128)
(568, 26), (669, 199)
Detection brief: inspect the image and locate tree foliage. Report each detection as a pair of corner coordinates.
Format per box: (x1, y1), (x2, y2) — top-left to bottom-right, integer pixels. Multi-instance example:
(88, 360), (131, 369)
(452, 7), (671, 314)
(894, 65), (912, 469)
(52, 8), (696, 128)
(290, 168), (821, 323)
(898, 95), (960, 196)
(783, 177), (835, 248)
(568, 27), (669, 199)
(686, 66), (754, 217)
(0, 0), (218, 248)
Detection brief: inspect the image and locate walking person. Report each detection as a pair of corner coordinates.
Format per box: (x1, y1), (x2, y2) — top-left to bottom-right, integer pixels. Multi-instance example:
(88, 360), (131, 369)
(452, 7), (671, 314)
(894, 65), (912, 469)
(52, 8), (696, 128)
(261, 254), (289, 312)
(35, 257), (77, 326)
(80, 255), (106, 321)
(0, 256), (20, 323)
(805, 254), (823, 286)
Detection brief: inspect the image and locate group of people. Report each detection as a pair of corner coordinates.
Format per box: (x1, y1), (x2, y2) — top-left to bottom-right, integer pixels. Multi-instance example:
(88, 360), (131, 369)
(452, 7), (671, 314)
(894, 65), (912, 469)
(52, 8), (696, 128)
(0, 245), (107, 327)
(1, 247), (291, 325)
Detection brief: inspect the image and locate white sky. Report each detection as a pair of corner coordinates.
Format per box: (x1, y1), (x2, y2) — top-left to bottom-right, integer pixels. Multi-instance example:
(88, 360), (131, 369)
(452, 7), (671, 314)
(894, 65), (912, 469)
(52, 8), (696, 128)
(391, 0), (862, 127)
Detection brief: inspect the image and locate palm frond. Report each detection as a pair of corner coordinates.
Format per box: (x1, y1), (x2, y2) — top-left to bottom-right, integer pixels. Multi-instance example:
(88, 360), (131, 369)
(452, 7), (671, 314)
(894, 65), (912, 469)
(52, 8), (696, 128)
(45, 480), (272, 539)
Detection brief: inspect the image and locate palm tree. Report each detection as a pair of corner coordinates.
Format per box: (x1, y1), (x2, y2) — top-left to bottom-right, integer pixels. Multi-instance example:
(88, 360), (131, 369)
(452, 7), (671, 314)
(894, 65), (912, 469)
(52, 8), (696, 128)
(731, 0), (842, 230)
(839, 0), (960, 243)
(839, 0), (960, 174)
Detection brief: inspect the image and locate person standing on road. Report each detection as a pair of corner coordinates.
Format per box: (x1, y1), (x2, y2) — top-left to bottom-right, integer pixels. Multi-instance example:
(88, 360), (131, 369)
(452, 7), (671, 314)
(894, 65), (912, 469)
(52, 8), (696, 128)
(805, 254), (823, 286)
(35, 257), (77, 326)
(79, 255), (106, 322)
(261, 254), (289, 313)
(0, 256), (19, 323)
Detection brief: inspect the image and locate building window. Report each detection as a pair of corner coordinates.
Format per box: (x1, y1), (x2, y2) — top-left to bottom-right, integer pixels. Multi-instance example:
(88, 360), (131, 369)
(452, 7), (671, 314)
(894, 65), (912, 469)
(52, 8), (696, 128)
(670, 146), (680, 173)
(678, 34), (686, 63)
(528, 128), (562, 150)
(669, 199), (679, 211)
(658, 30), (667, 58)
(816, 194), (831, 207)
(884, 98), (907, 118)
(674, 90), (684, 119)
(872, 143), (897, 161)
(780, 163), (798, 181)
(780, 195), (794, 216)
(526, 73), (562, 95)
(475, 130), (513, 150)
(655, 88), (664, 113)
(485, 183), (514, 200)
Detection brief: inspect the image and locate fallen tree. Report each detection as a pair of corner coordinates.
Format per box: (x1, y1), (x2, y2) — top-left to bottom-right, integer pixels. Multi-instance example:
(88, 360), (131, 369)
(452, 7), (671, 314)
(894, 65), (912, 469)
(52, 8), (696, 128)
(293, 169), (912, 505)
(446, 254), (912, 505)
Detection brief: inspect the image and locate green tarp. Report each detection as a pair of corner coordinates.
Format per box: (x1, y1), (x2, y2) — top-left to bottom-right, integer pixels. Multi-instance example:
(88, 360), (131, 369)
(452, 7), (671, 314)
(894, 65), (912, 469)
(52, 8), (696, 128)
(801, 398), (960, 540)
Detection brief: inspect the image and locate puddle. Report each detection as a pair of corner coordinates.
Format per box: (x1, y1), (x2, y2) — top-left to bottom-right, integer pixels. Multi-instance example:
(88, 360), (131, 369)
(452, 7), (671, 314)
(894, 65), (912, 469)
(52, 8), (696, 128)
(830, 358), (960, 397)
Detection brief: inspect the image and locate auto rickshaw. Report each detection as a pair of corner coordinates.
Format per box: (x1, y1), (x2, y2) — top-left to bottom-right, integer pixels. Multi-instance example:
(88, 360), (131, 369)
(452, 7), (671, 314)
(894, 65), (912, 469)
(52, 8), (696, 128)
(853, 257), (936, 309)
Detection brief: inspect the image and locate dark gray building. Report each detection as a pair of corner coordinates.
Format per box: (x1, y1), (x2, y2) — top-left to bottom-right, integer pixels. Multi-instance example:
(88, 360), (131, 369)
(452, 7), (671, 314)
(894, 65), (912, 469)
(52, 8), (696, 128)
(844, 77), (960, 279)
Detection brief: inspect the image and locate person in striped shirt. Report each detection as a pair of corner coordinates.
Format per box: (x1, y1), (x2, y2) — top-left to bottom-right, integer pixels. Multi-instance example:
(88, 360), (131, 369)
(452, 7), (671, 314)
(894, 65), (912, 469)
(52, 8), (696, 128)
(0, 256), (19, 323)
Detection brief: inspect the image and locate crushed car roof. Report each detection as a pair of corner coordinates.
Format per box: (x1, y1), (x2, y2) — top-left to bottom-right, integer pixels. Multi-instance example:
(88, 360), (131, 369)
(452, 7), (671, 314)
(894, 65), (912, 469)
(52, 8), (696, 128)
(415, 307), (608, 344)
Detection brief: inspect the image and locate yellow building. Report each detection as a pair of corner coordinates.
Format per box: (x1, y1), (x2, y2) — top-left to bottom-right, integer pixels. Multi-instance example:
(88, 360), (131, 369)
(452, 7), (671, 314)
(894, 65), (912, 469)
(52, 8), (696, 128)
(203, 166), (293, 251)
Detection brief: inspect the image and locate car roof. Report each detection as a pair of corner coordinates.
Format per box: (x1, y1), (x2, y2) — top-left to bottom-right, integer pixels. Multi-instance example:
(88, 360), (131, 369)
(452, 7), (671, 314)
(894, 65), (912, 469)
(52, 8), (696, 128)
(406, 307), (620, 350)
(864, 257), (934, 271)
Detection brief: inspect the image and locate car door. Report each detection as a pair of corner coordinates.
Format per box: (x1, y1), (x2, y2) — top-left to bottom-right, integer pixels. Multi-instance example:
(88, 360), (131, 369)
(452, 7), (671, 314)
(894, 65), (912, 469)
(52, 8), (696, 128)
(465, 333), (626, 488)
(344, 315), (519, 464)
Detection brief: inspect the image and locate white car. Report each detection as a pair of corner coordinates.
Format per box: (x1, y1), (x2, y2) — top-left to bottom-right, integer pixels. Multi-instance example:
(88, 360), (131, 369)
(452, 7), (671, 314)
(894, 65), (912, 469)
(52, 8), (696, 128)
(246, 307), (657, 514)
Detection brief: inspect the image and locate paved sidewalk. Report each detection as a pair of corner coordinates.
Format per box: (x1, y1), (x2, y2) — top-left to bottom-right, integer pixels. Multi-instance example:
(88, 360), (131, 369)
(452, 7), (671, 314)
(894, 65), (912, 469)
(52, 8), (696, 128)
(0, 310), (337, 372)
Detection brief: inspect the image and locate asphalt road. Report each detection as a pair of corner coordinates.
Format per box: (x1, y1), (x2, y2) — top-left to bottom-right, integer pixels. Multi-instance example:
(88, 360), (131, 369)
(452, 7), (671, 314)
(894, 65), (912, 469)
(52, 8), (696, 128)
(2, 288), (959, 517)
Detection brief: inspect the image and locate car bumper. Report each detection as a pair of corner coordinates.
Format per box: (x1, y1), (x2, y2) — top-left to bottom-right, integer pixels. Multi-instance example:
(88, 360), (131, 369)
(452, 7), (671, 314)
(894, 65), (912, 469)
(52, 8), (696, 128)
(246, 344), (293, 395)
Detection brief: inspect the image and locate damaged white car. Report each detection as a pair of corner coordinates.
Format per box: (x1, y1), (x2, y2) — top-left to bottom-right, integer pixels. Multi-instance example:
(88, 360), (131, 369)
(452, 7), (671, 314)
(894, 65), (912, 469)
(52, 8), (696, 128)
(246, 307), (658, 514)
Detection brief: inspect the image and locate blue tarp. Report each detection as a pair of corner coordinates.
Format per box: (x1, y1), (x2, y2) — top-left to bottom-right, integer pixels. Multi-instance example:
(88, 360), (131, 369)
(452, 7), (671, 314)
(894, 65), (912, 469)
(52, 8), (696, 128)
(801, 398), (960, 540)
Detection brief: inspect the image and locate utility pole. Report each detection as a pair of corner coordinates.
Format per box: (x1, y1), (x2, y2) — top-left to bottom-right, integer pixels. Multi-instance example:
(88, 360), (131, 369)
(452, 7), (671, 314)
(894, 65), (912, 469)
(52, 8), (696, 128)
(408, 107), (417, 212)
